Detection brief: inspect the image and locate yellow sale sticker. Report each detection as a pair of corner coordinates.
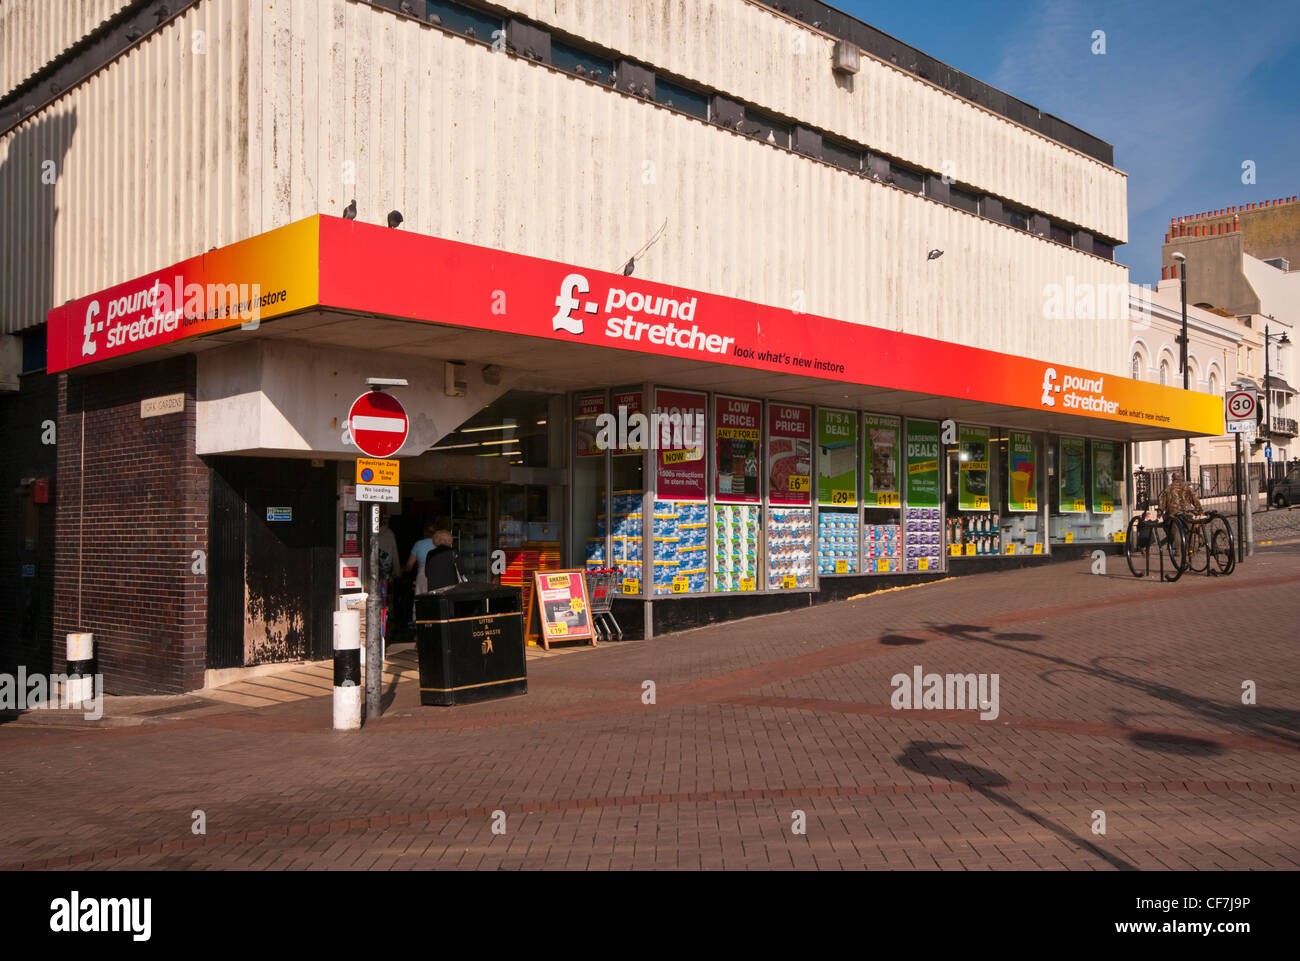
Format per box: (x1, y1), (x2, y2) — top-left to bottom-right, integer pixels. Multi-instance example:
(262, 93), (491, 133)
(1113, 531), (1126, 543)
(546, 623), (567, 636)
(739, 577), (755, 591)
(830, 489), (856, 506)
(1025, 499), (1037, 511)
(918, 557), (930, 572)
(835, 560), (848, 574)
(1070, 499), (1086, 513)
(622, 578), (640, 594)
(1005, 543), (1016, 555)
(964, 543), (976, 556)
(875, 492), (900, 507)
(949, 543), (961, 557)
(788, 475), (811, 492)
(782, 575), (797, 589)
(1100, 501), (1114, 514)
(876, 559), (890, 572)
(1032, 543), (1043, 554)
(672, 576), (689, 593)
(1064, 532), (1075, 544)
(974, 496), (989, 510)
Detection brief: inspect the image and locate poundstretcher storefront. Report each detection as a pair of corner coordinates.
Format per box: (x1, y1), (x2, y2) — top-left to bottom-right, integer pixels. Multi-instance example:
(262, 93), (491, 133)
(46, 216), (1224, 677)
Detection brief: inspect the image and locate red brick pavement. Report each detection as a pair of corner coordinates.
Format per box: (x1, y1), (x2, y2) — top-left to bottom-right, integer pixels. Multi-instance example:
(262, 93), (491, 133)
(2, 554), (1298, 870)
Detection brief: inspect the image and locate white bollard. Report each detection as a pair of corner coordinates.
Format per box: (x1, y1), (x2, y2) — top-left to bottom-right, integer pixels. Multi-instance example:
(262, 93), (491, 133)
(333, 611), (362, 731)
(65, 632), (94, 707)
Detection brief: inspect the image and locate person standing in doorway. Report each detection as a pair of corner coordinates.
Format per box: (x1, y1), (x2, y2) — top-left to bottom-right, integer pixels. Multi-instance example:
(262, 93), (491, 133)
(406, 522), (438, 596)
(424, 529), (463, 591)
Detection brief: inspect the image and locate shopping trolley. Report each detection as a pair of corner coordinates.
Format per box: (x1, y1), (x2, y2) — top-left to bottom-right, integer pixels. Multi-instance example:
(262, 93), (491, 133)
(583, 569), (624, 641)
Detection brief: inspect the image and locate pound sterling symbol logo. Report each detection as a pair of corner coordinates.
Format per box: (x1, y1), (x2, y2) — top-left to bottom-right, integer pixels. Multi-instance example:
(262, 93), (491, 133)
(82, 300), (101, 357)
(1041, 367), (1058, 408)
(552, 273), (597, 335)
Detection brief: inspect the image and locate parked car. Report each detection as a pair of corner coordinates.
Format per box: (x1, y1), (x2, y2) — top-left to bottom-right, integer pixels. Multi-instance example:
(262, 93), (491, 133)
(1273, 468), (1300, 508)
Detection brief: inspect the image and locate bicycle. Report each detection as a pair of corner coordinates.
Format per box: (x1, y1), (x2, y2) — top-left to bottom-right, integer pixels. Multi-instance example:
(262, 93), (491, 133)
(1178, 510), (1236, 577)
(1124, 504), (1188, 581)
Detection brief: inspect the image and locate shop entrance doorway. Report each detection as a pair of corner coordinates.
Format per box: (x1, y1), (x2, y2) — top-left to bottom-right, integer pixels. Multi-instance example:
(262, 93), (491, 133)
(387, 482), (556, 634)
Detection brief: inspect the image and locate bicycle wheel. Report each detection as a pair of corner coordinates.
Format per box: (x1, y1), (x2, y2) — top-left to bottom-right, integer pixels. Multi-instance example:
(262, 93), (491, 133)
(1208, 515), (1235, 576)
(1162, 515), (1187, 582)
(1185, 518), (1209, 574)
(1123, 517), (1144, 579)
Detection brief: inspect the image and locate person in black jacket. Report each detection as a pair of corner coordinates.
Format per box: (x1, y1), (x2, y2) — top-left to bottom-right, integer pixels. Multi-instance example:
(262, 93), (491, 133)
(423, 529), (463, 591)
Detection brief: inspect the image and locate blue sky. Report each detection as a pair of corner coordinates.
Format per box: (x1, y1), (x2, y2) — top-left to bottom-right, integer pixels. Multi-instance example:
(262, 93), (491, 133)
(834, 0), (1300, 284)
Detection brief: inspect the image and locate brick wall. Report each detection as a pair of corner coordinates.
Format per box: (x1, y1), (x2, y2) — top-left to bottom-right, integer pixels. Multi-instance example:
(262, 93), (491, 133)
(0, 369), (59, 677)
(53, 355), (209, 694)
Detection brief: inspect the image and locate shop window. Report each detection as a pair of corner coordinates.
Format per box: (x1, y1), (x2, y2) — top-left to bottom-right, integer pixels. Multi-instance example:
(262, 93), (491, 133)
(890, 163), (924, 194)
(945, 425), (1007, 557)
(550, 39), (614, 83)
(655, 78), (708, 119)
(425, 0), (502, 41)
(949, 186), (980, 215)
(822, 138), (862, 172)
(1048, 436), (1123, 545)
(428, 390), (555, 468)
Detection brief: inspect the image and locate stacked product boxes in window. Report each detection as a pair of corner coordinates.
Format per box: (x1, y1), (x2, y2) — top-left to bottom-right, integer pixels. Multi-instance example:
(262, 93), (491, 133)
(817, 511), (859, 573)
(713, 503), (760, 591)
(863, 522), (902, 573)
(653, 500), (708, 594)
(585, 490), (643, 586)
(767, 507), (813, 588)
(905, 507), (942, 570)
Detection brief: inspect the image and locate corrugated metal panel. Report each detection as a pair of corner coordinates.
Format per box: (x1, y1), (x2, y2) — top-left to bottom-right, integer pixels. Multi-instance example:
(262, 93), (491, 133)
(504, 0), (1127, 242)
(0, 0), (248, 334)
(0, 0), (136, 100)
(251, 1), (1127, 375)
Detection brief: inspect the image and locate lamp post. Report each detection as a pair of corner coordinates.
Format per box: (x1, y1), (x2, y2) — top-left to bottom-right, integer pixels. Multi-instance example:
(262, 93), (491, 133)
(1171, 252), (1191, 482)
(1263, 325), (1291, 510)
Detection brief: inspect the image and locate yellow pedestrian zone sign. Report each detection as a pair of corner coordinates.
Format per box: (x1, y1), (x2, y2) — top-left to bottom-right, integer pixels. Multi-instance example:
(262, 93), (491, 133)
(356, 458), (400, 486)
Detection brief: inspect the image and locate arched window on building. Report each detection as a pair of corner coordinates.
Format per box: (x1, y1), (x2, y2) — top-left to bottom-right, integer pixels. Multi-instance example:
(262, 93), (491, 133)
(1208, 371), (1218, 396)
(1159, 359), (1170, 386)
(1131, 353), (1142, 380)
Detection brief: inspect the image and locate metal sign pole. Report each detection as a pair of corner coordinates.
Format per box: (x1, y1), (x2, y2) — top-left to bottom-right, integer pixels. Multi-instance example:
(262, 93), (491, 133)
(366, 503), (381, 720)
(1235, 433), (1244, 563)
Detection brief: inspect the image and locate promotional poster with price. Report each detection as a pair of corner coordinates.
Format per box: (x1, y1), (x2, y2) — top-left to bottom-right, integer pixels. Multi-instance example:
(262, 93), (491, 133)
(864, 413), (902, 508)
(818, 408), (858, 507)
(768, 403), (812, 506)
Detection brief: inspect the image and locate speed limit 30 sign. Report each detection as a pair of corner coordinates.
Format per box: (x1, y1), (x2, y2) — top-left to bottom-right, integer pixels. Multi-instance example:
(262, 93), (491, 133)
(1225, 390), (1257, 429)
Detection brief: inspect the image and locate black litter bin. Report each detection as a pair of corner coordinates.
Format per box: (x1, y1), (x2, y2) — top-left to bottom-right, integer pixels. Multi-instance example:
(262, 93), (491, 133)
(413, 582), (527, 706)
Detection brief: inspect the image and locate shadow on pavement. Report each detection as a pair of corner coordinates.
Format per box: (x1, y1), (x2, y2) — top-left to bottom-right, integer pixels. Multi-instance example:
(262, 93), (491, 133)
(896, 740), (1137, 871)
(928, 623), (1300, 748)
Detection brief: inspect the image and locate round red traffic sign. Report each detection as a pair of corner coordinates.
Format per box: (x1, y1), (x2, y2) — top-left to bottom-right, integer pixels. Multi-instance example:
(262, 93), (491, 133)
(348, 391), (408, 458)
(1226, 390), (1256, 421)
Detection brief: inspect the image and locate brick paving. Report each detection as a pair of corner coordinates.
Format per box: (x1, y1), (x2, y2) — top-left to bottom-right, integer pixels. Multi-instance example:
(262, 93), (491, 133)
(1, 553), (1298, 870)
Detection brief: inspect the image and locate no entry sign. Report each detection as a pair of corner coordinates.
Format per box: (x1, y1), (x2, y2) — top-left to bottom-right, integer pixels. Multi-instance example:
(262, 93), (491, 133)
(348, 391), (408, 458)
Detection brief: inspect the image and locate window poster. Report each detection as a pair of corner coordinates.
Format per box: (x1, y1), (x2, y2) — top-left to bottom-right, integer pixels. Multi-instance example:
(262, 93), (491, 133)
(653, 388), (707, 501)
(575, 391), (606, 457)
(863, 414), (901, 508)
(612, 388), (644, 455)
(1092, 440), (1115, 514)
(768, 403), (813, 506)
(714, 395), (762, 503)
(905, 419), (941, 507)
(1059, 436), (1087, 513)
(1008, 431), (1038, 513)
(817, 408), (858, 506)
(958, 425), (991, 511)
